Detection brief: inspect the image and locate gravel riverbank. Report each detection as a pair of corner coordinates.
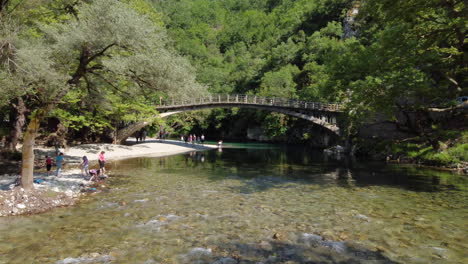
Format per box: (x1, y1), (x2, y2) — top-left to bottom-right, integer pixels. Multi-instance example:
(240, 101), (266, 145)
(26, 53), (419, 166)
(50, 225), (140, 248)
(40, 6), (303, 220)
(0, 138), (216, 216)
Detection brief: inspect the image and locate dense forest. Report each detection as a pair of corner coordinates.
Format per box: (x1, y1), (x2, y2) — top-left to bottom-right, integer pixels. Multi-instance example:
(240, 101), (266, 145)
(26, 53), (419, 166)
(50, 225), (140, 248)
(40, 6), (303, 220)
(154, 0), (466, 142)
(0, 0), (466, 188)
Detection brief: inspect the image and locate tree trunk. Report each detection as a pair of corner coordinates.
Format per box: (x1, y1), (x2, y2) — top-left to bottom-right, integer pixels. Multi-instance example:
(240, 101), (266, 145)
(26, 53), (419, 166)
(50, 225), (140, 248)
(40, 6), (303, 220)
(6, 97), (27, 151)
(115, 121), (149, 144)
(20, 106), (51, 190)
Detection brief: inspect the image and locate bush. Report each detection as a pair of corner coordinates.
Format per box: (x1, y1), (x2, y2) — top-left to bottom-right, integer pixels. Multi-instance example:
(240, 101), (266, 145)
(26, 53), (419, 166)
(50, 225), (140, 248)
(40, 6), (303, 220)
(447, 143), (468, 162)
(424, 152), (455, 165)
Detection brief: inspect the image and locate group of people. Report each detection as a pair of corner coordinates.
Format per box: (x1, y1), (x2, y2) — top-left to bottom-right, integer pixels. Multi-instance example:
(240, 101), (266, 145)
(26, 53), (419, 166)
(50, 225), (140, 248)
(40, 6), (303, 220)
(181, 134), (205, 145)
(80, 151), (107, 182)
(45, 153), (64, 177)
(135, 130), (147, 143)
(45, 151), (107, 182)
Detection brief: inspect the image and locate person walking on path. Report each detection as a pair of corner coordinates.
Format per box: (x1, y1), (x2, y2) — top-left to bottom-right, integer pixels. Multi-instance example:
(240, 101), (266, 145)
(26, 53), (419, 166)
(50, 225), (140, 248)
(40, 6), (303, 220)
(56, 152), (64, 177)
(201, 134), (205, 145)
(99, 151), (106, 175)
(81, 156), (89, 176)
(45, 155), (53, 176)
(142, 130), (147, 142)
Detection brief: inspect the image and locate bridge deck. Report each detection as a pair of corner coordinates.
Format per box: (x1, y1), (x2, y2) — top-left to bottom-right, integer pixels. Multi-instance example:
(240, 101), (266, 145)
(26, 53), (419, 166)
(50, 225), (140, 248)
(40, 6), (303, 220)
(156, 94), (343, 112)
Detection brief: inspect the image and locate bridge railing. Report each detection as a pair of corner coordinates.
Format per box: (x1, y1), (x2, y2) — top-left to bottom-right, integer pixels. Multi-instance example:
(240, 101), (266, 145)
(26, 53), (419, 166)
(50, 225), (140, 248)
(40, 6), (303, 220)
(159, 94), (343, 112)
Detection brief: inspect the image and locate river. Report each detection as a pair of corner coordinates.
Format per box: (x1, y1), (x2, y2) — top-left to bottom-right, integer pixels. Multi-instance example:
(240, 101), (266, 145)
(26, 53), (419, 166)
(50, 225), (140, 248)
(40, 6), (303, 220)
(0, 145), (467, 264)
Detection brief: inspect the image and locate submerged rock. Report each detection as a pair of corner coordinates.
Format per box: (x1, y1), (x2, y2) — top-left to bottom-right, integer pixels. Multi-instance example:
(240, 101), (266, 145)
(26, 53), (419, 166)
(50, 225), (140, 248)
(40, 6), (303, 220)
(212, 257), (237, 264)
(354, 214), (370, 221)
(299, 233), (323, 246)
(188, 247), (212, 256)
(299, 233), (347, 253)
(320, 240), (347, 253)
(56, 254), (112, 264)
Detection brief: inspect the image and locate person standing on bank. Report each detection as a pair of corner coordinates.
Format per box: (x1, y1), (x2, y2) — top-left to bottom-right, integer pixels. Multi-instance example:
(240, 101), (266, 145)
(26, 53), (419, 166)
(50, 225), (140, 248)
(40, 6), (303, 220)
(99, 151), (106, 175)
(56, 152), (64, 177)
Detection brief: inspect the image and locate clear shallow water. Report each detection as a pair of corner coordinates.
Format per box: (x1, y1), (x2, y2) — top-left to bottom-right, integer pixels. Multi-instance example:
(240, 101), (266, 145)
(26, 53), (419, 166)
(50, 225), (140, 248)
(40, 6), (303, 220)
(0, 146), (467, 264)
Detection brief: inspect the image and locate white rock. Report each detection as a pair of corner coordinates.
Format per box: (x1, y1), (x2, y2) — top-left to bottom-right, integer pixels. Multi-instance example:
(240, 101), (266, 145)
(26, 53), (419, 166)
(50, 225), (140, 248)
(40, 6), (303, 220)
(354, 214), (370, 221)
(17, 204), (26, 209)
(188, 247), (212, 256)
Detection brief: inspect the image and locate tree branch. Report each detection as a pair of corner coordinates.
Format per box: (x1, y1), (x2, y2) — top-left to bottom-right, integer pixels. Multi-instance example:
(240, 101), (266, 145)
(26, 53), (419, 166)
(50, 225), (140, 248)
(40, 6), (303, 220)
(87, 43), (116, 63)
(68, 43), (116, 86)
(90, 71), (132, 97)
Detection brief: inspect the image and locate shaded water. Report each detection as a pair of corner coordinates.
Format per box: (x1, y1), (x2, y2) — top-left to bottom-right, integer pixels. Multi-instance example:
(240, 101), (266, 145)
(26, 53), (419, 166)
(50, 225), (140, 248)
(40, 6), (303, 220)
(0, 146), (467, 264)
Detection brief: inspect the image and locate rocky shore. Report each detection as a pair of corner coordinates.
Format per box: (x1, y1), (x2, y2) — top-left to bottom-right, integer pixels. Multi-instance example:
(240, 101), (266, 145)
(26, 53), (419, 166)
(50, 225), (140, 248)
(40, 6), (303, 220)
(0, 138), (216, 216)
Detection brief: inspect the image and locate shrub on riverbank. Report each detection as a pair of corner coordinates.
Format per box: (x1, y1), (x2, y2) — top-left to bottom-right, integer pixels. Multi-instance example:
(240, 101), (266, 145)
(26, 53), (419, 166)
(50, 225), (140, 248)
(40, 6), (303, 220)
(357, 130), (468, 171)
(392, 131), (467, 165)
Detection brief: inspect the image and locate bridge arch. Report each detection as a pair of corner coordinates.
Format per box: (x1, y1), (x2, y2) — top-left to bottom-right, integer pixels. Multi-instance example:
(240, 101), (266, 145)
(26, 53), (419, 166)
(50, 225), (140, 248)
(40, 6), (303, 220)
(157, 94), (343, 135)
(115, 95), (343, 144)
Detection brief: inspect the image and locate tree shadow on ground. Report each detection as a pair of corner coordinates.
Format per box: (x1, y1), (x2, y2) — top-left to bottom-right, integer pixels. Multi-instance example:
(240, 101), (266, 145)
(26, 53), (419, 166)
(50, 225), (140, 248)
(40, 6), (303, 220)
(126, 138), (215, 150)
(72, 143), (132, 152)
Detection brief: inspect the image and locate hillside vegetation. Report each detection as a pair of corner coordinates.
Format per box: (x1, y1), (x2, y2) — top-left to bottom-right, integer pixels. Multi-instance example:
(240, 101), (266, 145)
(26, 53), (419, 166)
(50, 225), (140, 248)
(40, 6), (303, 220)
(0, 0), (466, 188)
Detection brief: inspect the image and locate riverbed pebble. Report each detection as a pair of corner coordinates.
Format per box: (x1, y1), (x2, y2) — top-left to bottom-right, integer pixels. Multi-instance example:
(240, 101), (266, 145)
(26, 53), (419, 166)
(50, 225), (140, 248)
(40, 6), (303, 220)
(56, 254), (113, 264)
(187, 247), (212, 257)
(354, 214), (370, 221)
(212, 257), (237, 264)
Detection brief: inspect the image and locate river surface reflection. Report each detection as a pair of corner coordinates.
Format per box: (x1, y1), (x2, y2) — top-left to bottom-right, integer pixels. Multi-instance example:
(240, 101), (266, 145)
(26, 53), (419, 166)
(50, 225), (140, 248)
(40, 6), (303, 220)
(0, 146), (467, 264)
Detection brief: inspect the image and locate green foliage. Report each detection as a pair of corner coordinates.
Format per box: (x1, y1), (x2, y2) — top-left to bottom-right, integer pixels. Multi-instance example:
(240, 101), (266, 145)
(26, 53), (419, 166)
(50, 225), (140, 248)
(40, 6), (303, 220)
(447, 144), (468, 162)
(346, 0), (467, 111)
(389, 131), (468, 165)
(3, 0), (465, 148)
(261, 113), (289, 139)
(259, 64), (299, 98)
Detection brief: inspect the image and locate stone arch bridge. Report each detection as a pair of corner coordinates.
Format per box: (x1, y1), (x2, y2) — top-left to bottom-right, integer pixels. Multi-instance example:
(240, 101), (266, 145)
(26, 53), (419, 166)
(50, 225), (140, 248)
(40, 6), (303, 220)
(115, 94), (344, 144)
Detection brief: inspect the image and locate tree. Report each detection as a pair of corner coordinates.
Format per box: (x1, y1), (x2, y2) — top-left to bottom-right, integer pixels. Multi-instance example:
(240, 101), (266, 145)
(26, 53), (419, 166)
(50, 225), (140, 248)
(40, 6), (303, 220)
(259, 64), (300, 98)
(0, 0), (205, 190)
(348, 0), (467, 111)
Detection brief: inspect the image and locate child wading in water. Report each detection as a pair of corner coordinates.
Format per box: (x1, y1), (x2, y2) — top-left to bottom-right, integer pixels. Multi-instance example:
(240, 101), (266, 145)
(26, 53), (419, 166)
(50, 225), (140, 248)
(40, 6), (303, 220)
(88, 169), (101, 182)
(81, 156), (89, 176)
(98, 151), (106, 175)
(56, 152), (64, 177)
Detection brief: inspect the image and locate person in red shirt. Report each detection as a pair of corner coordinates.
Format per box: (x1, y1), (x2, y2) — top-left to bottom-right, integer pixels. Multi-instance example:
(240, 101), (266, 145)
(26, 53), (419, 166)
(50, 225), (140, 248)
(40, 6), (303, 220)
(45, 155), (53, 176)
(98, 151), (106, 175)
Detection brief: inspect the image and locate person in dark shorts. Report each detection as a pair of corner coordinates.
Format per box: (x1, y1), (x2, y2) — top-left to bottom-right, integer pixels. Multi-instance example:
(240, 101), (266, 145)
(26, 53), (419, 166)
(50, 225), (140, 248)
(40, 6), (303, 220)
(88, 169), (100, 182)
(45, 155), (52, 176)
(98, 151), (106, 175)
